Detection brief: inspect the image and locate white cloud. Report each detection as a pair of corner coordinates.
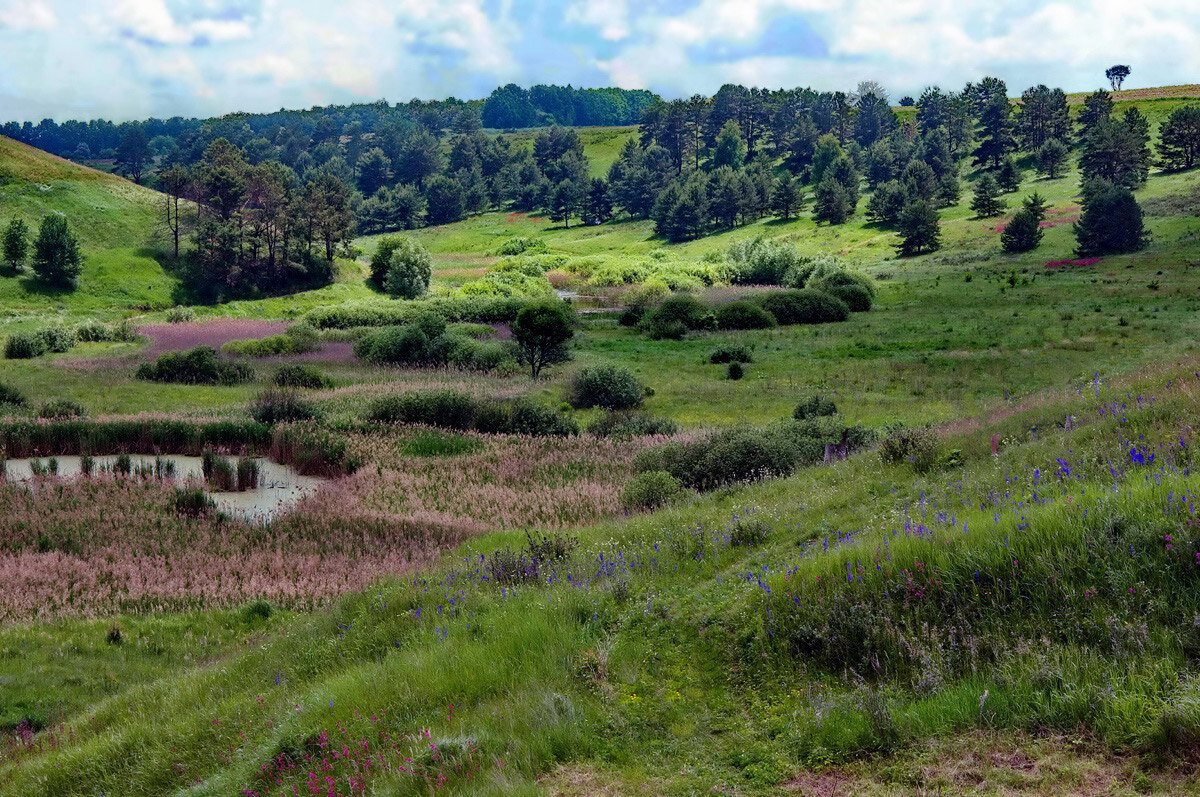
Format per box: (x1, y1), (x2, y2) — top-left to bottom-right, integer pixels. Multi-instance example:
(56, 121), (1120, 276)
(0, 0), (57, 30)
(566, 0), (632, 41)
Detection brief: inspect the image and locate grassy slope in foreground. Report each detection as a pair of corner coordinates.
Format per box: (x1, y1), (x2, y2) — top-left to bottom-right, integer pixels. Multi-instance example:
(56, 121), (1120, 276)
(0, 135), (173, 318)
(6, 357), (1200, 794)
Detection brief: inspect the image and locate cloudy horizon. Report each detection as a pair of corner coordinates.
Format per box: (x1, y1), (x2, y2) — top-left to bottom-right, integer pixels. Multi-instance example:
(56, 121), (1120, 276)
(1, 0), (1198, 123)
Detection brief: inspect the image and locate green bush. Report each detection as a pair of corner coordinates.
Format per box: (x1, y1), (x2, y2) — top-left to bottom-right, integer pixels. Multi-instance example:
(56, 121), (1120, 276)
(367, 390), (478, 429)
(304, 298), (526, 330)
(709, 344), (753, 364)
(726, 238), (804, 285)
(634, 426), (799, 490)
(223, 323), (320, 358)
(488, 400), (580, 437)
(40, 328), (77, 353)
(495, 236), (548, 256)
(757, 289), (849, 325)
(0, 417), (272, 458)
(5, 331), (47, 359)
(639, 294), (716, 340)
(715, 301), (777, 330)
(878, 424), (940, 473)
(136, 347), (254, 385)
(269, 422), (356, 476)
(0, 382), (26, 406)
(38, 399), (86, 419)
(273, 364), (332, 389)
(779, 254), (846, 289)
(166, 306), (195, 323)
(620, 470), (682, 512)
(567, 365), (645, 410)
(807, 268), (875, 311)
(825, 283), (873, 312)
(794, 394), (838, 420)
(726, 361), (745, 380)
(587, 411), (678, 438)
(250, 388), (320, 425)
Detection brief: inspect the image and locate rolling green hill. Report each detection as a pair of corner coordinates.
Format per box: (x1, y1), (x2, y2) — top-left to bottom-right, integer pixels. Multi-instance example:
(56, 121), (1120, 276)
(0, 135), (175, 320)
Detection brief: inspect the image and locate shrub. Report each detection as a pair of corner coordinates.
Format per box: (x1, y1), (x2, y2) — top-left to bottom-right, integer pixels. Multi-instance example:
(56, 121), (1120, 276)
(273, 364), (332, 389)
(303, 297), (527, 329)
(368, 390), (478, 429)
(878, 424), (940, 473)
(567, 365), (645, 410)
(794, 394), (838, 419)
(38, 399), (86, 419)
(587, 411), (678, 439)
(807, 269), (875, 311)
(166, 306), (196, 323)
(5, 331), (47, 359)
(715, 301), (777, 330)
(640, 294), (716, 340)
(726, 238), (804, 285)
(250, 388), (320, 425)
(825, 283), (873, 312)
(0, 382), (25, 406)
(728, 514), (771, 547)
(757, 289), (849, 325)
(136, 346), (253, 385)
(270, 422), (356, 476)
(495, 236), (548, 256)
(779, 254), (845, 289)
(502, 400), (580, 437)
(223, 323), (320, 358)
(634, 426), (798, 490)
(370, 236), (432, 298)
(242, 599), (275, 622)
(619, 282), (670, 327)
(726, 361), (745, 380)
(620, 470), (682, 512)
(709, 344), (753, 364)
(511, 300), (575, 378)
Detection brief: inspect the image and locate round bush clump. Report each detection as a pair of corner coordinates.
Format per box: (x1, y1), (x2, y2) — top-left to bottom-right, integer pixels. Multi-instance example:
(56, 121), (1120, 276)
(0, 382), (26, 407)
(825, 283), (873, 312)
(136, 346), (253, 385)
(757, 289), (849, 325)
(273, 364), (332, 389)
(38, 399), (86, 419)
(726, 361), (745, 380)
(715, 301), (777, 330)
(639, 294), (716, 340)
(5, 331), (48, 359)
(567, 364), (645, 411)
(794, 394), (838, 420)
(807, 268), (875, 311)
(620, 470), (682, 512)
(586, 411), (678, 439)
(250, 388), (321, 425)
(709, 344), (753, 364)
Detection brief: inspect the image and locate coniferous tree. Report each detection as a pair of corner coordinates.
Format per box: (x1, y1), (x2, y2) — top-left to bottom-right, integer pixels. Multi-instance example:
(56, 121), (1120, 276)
(1074, 180), (1149, 256)
(866, 180), (909, 226)
(813, 175), (851, 225)
(548, 179), (583, 228)
(1001, 192), (1047, 253)
(356, 148), (392, 196)
(973, 93), (1016, 170)
(935, 173), (961, 208)
(810, 134), (842, 185)
(1037, 138), (1069, 179)
(2, 218), (29, 274)
(116, 125), (151, 183)
(1016, 85), (1071, 152)
(1158, 105), (1200, 171)
(997, 157), (1022, 192)
(424, 175), (466, 225)
(1077, 89), (1113, 140)
(1080, 117), (1147, 189)
(829, 154), (860, 215)
(771, 175), (803, 221)
(31, 215), (82, 288)
(970, 174), (1006, 218)
(711, 120), (747, 170)
(581, 178), (613, 225)
(896, 199), (941, 256)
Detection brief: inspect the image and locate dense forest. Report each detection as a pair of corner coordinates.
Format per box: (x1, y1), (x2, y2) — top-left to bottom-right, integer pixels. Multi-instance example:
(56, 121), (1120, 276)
(4, 78), (1197, 297)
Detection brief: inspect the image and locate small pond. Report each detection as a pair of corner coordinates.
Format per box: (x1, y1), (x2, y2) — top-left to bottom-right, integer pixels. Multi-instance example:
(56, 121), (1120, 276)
(1, 454), (327, 522)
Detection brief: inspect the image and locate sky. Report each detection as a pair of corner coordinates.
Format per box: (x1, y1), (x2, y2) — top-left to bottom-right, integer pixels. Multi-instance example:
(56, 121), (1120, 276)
(1, 0), (1198, 122)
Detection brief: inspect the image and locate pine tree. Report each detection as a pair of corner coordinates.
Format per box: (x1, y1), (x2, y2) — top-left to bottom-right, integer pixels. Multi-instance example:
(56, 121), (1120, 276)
(997, 157), (1022, 192)
(1077, 90), (1113, 140)
(30, 215), (82, 288)
(581, 178), (613, 225)
(1158, 105), (1200, 171)
(2, 218), (29, 274)
(866, 180), (909, 226)
(548, 179), (583, 228)
(813, 175), (851, 225)
(810, 134), (842, 185)
(896, 199), (941, 256)
(829, 154), (860, 215)
(935, 173), (961, 208)
(771, 175), (803, 221)
(1001, 193), (1047, 253)
(1016, 85), (1071, 152)
(1074, 181), (1149, 256)
(711, 120), (747, 170)
(970, 174), (1006, 218)
(973, 95), (1016, 170)
(1037, 138), (1069, 179)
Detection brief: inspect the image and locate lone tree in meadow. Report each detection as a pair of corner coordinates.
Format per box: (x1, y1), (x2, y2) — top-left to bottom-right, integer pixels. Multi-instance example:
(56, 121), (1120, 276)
(2, 218), (29, 274)
(1074, 180), (1149, 256)
(896, 199), (941, 256)
(512, 300), (575, 378)
(1106, 65), (1131, 92)
(970, 174), (1006, 218)
(30, 214), (82, 289)
(370, 235), (432, 299)
(1037, 138), (1069, 179)
(1157, 105), (1200, 171)
(1001, 193), (1048, 253)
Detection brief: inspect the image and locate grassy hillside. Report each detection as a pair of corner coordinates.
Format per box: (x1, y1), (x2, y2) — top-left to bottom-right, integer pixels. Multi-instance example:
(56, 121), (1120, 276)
(0, 135), (175, 318)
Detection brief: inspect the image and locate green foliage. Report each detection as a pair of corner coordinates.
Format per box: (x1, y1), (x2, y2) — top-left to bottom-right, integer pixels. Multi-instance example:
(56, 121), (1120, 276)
(633, 425), (800, 490)
(715, 300), (777, 330)
(620, 470), (682, 512)
(878, 423), (940, 473)
(370, 235), (432, 299)
(0, 382), (26, 407)
(807, 269), (875, 311)
(249, 388), (320, 425)
(30, 214), (82, 288)
(709, 344), (753, 364)
(304, 297), (527, 329)
(1037, 138), (1069, 179)
(639, 294), (716, 339)
(586, 411), (677, 438)
(273, 364), (332, 389)
(726, 361), (745, 380)
(511, 300), (576, 377)
(1075, 181), (1149, 256)
(460, 258), (555, 298)
(136, 346), (254, 386)
(1001, 193), (1048, 253)
(367, 390), (578, 437)
(495, 236), (548, 256)
(896, 199), (942, 257)
(5, 331), (47, 359)
(1, 217), (28, 273)
(223, 324), (319, 358)
(726, 237), (804, 285)
(37, 399), (87, 419)
(969, 174), (1005, 218)
(399, 430), (484, 457)
(567, 364), (645, 410)
(1157, 104), (1200, 171)
(794, 394), (838, 420)
(757, 289), (849, 325)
